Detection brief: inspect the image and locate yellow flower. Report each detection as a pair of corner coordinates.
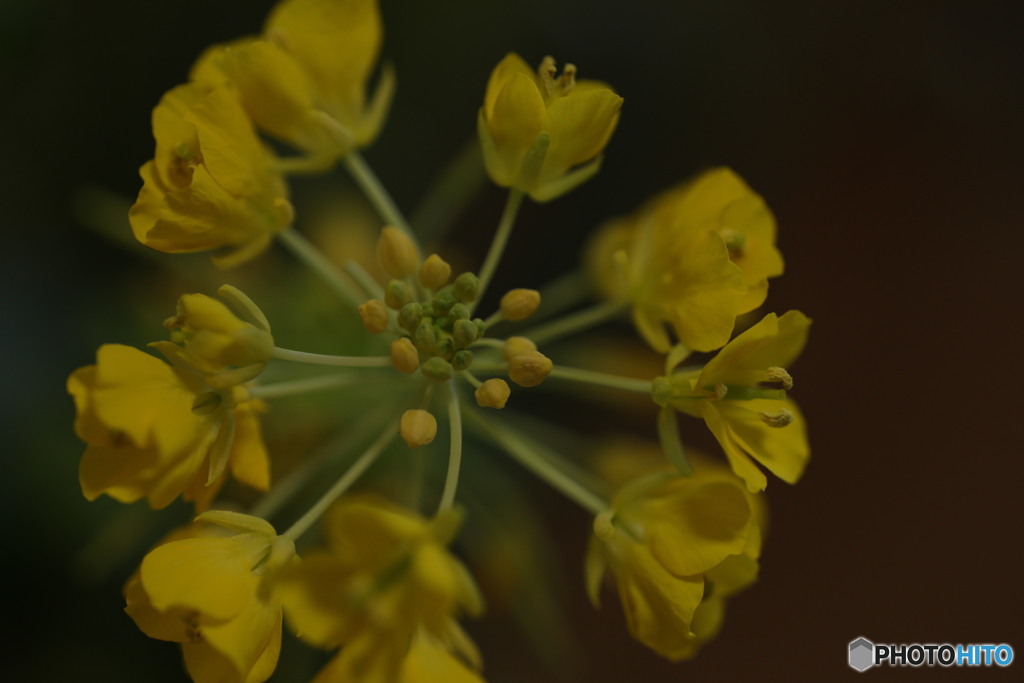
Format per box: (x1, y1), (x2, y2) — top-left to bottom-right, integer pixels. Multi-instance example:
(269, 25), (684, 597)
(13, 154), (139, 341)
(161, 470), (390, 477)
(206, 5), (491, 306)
(164, 285), (274, 383)
(478, 53), (622, 201)
(277, 496), (483, 681)
(125, 511), (296, 683)
(68, 344), (270, 510)
(192, 0), (393, 160)
(129, 83), (293, 268)
(585, 171), (756, 352)
(585, 467), (760, 660)
(653, 310), (811, 491)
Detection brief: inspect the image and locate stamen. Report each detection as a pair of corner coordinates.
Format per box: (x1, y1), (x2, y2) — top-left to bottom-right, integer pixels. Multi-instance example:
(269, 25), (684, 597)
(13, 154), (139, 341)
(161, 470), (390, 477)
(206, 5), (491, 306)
(556, 63), (577, 94)
(713, 383), (728, 400)
(538, 56), (557, 97)
(760, 408), (794, 427)
(763, 366), (793, 390)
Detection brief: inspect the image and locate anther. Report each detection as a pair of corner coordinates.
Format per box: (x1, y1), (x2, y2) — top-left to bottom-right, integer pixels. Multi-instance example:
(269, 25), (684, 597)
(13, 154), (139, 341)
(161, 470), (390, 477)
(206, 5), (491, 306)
(713, 383), (728, 400)
(759, 408), (794, 428)
(502, 336), (537, 361)
(763, 366), (793, 391)
(538, 56), (557, 96)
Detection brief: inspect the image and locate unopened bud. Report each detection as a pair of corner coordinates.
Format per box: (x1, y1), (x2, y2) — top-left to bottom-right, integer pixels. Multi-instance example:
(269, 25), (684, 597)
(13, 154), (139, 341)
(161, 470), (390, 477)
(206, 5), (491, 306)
(419, 254), (452, 289)
(451, 350), (474, 371)
(651, 377), (674, 406)
(508, 351), (553, 387)
(377, 226), (420, 278)
(593, 510), (616, 540)
(400, 409), (437, 448)
(503, 336), (537, 361)
(449, 303), (470, 321)
(433, 337), (455, 360)
(764, 366), (794, 391)
(358, 299), (390, 334)
(500, 288), (541, 321)
(398, 302), (424, 332)
(390, 337), (420, 374)
(475, 378), (510, 409)
(413, 319), (437, 352)
(453, 319), (479, 348)
(421, 357), (454, 382)
(760, 408), (794, 428)
(453, 273), (480, 303)
(385, 280), (413, 309)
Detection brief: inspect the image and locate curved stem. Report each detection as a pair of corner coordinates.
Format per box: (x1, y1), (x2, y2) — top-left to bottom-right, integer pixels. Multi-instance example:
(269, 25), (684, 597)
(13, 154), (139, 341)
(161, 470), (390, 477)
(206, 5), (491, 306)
(283, 421), (398, 541)
(474, 189), (525, 310)
(343, 260), (385, 300)
(343, 151), (418, 248)
(467, 410), (607, 515)
(547, 365), (653, 394)
(521, 300), (627, 346)
(272, 347), (391, 368)
(278, 228), (362, 306)
(249, 373), (363, 399)
(437, 382), (464, 512)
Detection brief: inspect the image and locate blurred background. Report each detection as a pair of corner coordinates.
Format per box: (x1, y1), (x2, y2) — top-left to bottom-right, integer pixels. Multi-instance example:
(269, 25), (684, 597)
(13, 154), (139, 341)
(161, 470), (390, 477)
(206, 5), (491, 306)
(3, 0), (1022, 680)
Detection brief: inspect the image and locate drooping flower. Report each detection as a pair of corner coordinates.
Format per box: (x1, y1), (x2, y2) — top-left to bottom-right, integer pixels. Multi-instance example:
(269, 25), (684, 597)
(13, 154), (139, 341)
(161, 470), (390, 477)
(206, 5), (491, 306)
(191, 0), (393, 162)
(129, 83), (293, 267)
(277, 496), (483, 681)
(125, 511), (296, 683)
(478, 53), (622, 201)
(653, 310), (811, 491)
(585, 170), (760, 353)
(68, 343), (270, 510)
(585, 466), (761, 660)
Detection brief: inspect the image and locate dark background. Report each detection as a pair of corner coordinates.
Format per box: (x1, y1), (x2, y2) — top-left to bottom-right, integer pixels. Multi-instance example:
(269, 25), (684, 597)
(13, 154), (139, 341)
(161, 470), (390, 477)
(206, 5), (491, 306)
(3, 0), (1022, 680)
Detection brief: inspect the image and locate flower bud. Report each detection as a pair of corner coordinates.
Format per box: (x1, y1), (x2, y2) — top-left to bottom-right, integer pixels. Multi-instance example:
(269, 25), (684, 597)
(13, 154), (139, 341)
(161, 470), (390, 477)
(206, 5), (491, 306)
(508, 351), (552, 387)
(453, 273), (480, 303)
(499, 288), (541, 321)
(165, 292), (273, 374)
(419, 254), (452, 289)
(503, 336), (537, 361)
(398, 302), (424, 333)
(421, 357), (454, 382)
(390, 337), (420, 374)
(385, 280), (413, 309)
(453, 319), (480, 348)
(358, 299), (390, 334)
(400, 409), (437, 448)
(377, 226), (420, 278)
(451, 350), (474, 372)
(475, 378), (511, 409)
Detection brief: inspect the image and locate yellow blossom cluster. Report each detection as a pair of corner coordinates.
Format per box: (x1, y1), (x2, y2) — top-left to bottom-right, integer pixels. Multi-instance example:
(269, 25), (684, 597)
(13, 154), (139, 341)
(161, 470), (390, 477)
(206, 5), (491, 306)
(69, 0), (814, 679)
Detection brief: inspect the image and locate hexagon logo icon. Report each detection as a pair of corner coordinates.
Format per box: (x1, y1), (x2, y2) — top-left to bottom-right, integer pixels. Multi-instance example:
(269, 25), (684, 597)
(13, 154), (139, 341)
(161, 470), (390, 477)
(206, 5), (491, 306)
(849, 637), (875, 672)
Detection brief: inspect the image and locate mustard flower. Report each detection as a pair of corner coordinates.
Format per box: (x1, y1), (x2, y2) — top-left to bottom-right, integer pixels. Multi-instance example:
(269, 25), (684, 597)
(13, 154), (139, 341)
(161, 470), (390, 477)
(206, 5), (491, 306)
(164, 285), (274, 385)
(586, 171), (762, 352)
(277, 496), (483, 681)
(653, 310), (811, 491)
(479, 53), (622, 201)
(68, 344), (269, 510)
(585, 468), (760, 660)
(129, 83), (293, 267)
(125, 511), (296, 683)
(192, 0), (393, 161)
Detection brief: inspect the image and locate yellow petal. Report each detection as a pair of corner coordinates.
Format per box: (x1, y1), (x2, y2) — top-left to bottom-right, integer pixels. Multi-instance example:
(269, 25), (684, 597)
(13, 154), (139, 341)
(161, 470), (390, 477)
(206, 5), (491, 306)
(78, 442), (161, 504)
(643, 480), (752, 576)
(401, 631), (483, 683)
(276, 553), (357, 648)
(701, 401), (768, 492)
(229, 403), (270, 491)
(540, 86), (622, 184)
(699, 310), (811, 387)
(141, 534), (268, 620)
(485, 71), (546, 185)
(123, 573), (189, 643)
(183, 598), (281, 683)
(713, 398), (810, 485)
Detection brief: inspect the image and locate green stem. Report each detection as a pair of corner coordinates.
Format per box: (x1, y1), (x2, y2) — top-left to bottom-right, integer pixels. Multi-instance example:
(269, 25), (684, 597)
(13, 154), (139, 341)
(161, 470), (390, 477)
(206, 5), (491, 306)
(249, 373), (363, 399)
(475, 189), (525, 310)
(278, 228), (362, 306)
(411, 137), (487, 246)
(459, 370), (483, 389)
(548, 365), (653, 394)
(283, 421), (398, 541)
(343, 151), (418, 247)
(482, 310), (504, 329)
(344, 260), (385, 300)
(272, 347), (391, 368)
(467, 411), (607, 515)
(437, 383), (464, 512)
(522, 300), (627, 346)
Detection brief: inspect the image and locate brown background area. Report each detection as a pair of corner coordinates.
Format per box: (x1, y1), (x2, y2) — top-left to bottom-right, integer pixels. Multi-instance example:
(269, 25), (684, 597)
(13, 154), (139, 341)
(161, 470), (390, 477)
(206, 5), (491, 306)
(2, 0), (1022, 680)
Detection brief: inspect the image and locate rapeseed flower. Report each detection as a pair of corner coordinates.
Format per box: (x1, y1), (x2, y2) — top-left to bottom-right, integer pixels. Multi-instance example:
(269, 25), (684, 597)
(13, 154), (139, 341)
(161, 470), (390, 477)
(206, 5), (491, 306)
(125, 511), (295, 683)
(129, 83), (293, 267)
(479, 53), (622, 201)
(192, 0), (392, 161)
(277, 496), (483, 681)
(68, 344), (269, 510)
(585, 467), (760, 660)
(653, 310), (811, 491)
